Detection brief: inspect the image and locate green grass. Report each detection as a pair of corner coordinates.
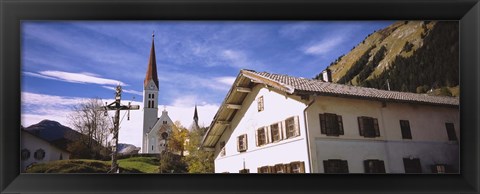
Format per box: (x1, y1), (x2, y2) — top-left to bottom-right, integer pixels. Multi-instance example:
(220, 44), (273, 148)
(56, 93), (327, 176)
(26, 157), (159, 173)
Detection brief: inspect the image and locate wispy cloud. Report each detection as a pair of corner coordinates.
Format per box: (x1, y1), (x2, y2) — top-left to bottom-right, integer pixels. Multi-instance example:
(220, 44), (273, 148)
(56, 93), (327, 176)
(279, 22), (311, 39)
(25, 71), (127, 86)
(303, 37), (345, 55)
(221, 49), (254, 68)
(21, 91), (219, 149)
(101, 86), (143, 96)
(159, 72), (235, 92)
(214, 76), (236, 86)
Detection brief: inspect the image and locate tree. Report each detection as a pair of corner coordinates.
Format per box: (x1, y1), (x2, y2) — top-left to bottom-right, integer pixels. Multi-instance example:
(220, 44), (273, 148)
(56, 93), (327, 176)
(68, 98), (112, 159)
(184, 126), (214, 173)
(163, 121), (188, 156)
(157, 121), (188, 173)
(158, 151), (187, 173)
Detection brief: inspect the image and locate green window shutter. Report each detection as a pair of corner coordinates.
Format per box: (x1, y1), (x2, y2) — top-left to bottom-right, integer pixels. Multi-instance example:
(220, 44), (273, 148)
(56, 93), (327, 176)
(244, 134), (248, 151)
(285, 164), (292, 173)
(255, 129), (259, 147)
(323, 160), (329, 173)
(319, 114), (326, 134)
(358, 117), (364, 136)
(373, 118), (380, 137)
(341, 160), (349, 173)
(300, 161), (305, 173)
(337, 115), (344, 135)
(364, 160), (371, 173)
(294, 116), (300, 136)
(378, 160), (386, 173)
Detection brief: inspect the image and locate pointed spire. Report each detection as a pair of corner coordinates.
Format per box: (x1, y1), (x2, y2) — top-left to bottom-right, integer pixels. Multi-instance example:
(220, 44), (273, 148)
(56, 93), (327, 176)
(193, 104), (199, 124)
(144, 32), (159, 88)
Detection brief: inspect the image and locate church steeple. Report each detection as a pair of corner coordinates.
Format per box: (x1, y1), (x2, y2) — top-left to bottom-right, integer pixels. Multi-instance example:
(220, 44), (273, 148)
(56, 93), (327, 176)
(144, 32), (159, 88)
(193, 104), (199, 125)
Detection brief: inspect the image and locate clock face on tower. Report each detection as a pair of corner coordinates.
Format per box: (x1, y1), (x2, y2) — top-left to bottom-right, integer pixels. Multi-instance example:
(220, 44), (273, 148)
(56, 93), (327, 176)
(150, 84), (154, 89)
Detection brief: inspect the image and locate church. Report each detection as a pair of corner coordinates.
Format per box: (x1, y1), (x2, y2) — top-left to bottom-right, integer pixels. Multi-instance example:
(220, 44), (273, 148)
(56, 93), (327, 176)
(141, 34), (175, 154)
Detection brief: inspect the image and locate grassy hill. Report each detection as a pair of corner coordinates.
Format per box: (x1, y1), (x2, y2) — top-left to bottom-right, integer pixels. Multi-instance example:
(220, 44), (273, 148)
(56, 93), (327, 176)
(26, 157), (159, 173)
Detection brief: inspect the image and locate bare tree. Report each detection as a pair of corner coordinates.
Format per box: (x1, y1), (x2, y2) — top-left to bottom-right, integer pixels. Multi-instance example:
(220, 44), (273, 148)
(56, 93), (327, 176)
(68, 98), (112, 159)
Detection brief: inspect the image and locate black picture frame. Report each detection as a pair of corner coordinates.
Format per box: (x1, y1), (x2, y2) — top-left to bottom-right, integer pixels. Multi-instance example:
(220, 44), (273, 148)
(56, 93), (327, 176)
(1, 0), (478, 193)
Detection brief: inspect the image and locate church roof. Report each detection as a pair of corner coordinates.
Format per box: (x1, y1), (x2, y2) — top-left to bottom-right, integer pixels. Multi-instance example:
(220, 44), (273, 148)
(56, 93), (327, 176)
(201, 69), (459, 148)
(144, 34), (159, 88)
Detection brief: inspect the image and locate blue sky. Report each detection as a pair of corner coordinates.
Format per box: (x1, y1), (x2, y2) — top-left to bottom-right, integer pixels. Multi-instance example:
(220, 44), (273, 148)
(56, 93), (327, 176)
(21, 21), (393, 147)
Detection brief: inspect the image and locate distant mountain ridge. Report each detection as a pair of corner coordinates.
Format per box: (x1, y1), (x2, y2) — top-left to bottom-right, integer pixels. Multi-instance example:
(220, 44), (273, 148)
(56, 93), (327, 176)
(316, 21), (459, 96)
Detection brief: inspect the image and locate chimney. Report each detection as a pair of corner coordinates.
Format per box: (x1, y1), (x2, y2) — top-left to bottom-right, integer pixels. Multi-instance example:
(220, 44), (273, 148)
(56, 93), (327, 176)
(321, 69), (332, 82)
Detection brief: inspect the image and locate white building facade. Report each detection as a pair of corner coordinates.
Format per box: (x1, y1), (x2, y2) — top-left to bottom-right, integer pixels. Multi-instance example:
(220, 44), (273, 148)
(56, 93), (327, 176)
(21, 130), (71, 172)
(202, 70), (459, 173)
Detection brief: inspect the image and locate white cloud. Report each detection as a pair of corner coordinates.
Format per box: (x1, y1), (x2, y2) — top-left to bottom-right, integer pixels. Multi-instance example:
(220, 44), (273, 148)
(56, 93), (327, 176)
(221, 49), (253, 68)
(101, 86), (143, 96)
(159, 72), (235, 91)
(215, 76), (236, 86)
(25, 70), (127, 86)
(279, 22), (310, 39)
(21, 92), (219, 150)
(303, 37), (344, 55)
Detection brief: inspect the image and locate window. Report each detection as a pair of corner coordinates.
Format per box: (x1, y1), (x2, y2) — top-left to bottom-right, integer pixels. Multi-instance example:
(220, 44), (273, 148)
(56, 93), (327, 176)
(34, 149), (45, 160)
(290, 161), (306, 173)
(445, 123), (457, 141)
(400, 120), (412, 139)
(358, 116), (380, 137)
(364, 159), (386, 173)
(59, 153), (63, 160)
(237, 134), (248, 152)
(285, 116), (300, 139)
(256, 127), (267, 146)
(220, 141), (226, 157)
(152, 94), (154, 98)
(270, 123), (282, 142)
(323, 159), (349, 173)
(163, 121), (167, 124)
(239, 169), (250, 173)
(257, 96), (264, 112)
(21, 149), (30, 161)
(274, 164), (286, 173)
(152, 145), (153, 151)
(432, 164), (446, 173)
(319, 113), (344, 136)
(257, 166), (272, 173)
(403, 158), (422, 173)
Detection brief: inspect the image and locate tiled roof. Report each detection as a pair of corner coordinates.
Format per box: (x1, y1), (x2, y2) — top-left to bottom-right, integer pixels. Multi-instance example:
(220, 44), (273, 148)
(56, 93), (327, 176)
(244, 70), (459, 106)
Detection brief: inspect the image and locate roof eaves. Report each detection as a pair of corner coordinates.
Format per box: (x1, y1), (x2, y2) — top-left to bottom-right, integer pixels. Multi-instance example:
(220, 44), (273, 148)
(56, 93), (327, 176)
(241, 70), (295, 94)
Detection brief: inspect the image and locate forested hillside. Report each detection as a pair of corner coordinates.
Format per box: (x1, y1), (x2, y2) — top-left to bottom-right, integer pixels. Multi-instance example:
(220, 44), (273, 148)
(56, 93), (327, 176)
(315, 21), (459, 96)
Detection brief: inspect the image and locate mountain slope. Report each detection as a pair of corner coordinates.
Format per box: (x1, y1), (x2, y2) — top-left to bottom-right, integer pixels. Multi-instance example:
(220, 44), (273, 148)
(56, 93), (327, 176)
(315, 21), (459, 96)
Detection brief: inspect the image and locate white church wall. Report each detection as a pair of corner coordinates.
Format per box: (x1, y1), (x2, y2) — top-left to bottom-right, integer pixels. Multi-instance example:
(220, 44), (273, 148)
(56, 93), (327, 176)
(214, 85), (310, 173)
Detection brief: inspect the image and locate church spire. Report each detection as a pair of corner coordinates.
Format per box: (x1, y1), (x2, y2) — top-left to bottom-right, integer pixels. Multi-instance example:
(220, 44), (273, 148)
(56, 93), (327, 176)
(144, 32), (159, 88)
(193, 104), (199, 124)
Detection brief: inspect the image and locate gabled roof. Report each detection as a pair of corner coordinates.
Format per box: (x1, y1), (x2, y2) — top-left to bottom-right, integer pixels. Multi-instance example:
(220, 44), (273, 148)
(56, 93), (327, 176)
(243, 70), (459, 106)
(144, 35), (159, 88)
(201, 69), (459, 148)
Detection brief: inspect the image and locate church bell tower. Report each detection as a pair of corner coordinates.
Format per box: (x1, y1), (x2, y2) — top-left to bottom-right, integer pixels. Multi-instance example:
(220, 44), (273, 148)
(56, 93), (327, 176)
(143, 33), (159, 153)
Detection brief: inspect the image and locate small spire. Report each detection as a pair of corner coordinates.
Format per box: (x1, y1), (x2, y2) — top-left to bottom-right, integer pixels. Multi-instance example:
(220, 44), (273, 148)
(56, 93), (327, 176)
(193, 104), (199, 123)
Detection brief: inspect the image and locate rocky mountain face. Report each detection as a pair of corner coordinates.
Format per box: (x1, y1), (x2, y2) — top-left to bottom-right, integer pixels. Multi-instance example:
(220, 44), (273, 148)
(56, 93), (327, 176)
(315, 21), (459, 96)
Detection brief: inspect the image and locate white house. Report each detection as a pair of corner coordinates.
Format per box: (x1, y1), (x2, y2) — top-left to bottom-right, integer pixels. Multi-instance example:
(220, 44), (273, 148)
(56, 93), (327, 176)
(142, 33), (175, 154)
(201, 69), (459, 173)
(21, 129), (71, 172)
